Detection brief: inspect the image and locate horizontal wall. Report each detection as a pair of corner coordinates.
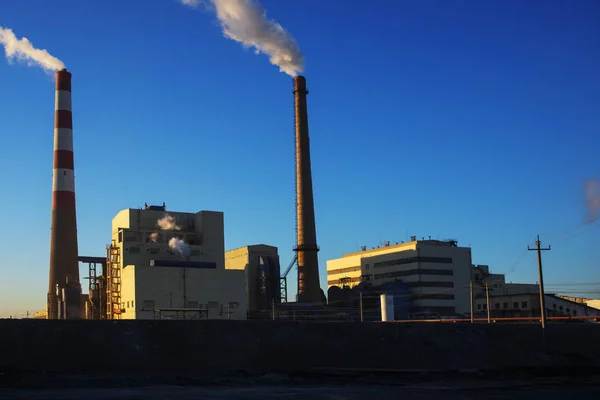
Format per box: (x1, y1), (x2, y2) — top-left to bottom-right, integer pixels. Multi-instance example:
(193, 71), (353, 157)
(0, 320), (599, 377)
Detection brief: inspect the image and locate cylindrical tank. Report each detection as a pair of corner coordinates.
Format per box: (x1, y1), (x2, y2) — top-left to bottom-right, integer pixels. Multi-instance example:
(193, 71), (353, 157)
(380, 293), (395, 322)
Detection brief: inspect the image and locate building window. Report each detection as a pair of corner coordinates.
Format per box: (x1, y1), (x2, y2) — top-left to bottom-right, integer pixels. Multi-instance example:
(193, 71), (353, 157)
(131, 300), (134, 308)
(566, 308), (570, 313)
(494, 303), (500, 309)
(477, 304), (481, 310)
(559, 306), (563, 311)
(187, 301), (199, 309)
(503, 302), (508, 309)
(127, 301), (130, 308)
(208, 302), (219, 309)
(187, 235), (198, 245)
(143, 300), (155, 310)
(228, 302), (239, 309)
(522, 301), (528, 308)
(483, 304), (487, 310)
(513, 302), (518, 309)
(129, 246), (140, 254)
(118, 231), (123, 243)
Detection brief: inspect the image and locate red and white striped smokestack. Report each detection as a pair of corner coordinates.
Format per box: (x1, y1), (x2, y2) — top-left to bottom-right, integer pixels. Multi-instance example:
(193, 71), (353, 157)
(47, 68), (81, 320)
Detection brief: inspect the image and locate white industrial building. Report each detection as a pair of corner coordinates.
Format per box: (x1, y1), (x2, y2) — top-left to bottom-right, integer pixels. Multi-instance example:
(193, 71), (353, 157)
(326, 238), (473, 316)
(108, 204), (246, 320)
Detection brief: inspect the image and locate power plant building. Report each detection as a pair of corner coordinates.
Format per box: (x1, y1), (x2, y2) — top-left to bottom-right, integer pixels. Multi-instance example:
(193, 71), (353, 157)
(327, 239), (472, 316)
(108, 204), (246, 320)
(225, 245), (281, 311)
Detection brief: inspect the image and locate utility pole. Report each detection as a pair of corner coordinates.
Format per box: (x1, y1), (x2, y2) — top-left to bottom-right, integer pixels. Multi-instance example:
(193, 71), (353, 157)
(528, 235), (551, 330)
(485, 281), (491, 324)
(469, 280), (474, 323)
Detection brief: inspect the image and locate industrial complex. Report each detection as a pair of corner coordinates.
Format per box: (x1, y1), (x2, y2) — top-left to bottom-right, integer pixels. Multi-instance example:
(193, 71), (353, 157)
(38, 69), (599, 324)
(44, 71), (327, 321)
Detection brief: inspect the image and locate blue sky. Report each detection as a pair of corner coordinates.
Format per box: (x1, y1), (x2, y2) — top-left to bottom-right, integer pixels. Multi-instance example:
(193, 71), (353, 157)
(0, 0), (599, 317)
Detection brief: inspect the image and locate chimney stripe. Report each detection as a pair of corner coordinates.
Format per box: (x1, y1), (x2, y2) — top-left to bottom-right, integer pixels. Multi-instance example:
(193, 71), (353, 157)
(55, 72), (71, 92)
(54, 128), (73, 151)
(52, 168), (75, 192)
(54, 110), (72, 129)
(53, 150), (74, 170)
(55, 90), (72, 111)
(52, 191), (76, 210)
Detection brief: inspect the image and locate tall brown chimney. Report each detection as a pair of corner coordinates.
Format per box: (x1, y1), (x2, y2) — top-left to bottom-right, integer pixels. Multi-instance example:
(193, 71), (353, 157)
(47, 69), (81, 319)
(293, 76), (322, 303)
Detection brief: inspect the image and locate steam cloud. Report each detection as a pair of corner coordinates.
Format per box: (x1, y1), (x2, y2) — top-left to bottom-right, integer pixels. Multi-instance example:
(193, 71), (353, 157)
(169, 237), (191, 257)
(584, 179), (600, 217)
(0, 26), (65, 72)
(181, 0), (304, 76)
(156, 214), (181, 231)
(150, 232), (159, 243)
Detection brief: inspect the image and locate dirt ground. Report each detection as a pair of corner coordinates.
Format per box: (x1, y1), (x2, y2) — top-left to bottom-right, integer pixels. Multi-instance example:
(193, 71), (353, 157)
(1, 375), (599, 400)
(1, 383), (599, 399)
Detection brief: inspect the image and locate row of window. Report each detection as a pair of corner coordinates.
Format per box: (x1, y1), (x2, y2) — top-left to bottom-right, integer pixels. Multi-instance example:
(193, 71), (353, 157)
(120, 300), (239, 310)
(118, 231), (200, 245)
(477, 301), (578, 315)
(478, 301), (528, 310)
(373, 256), (453, 269)
(126, 247), (202, 257)
(373, 268), (453, 281)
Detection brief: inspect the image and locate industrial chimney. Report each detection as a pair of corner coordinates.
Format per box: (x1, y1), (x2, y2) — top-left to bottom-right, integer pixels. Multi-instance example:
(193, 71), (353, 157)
(293, 76), (322, 304)
(47, 69), (81, 319)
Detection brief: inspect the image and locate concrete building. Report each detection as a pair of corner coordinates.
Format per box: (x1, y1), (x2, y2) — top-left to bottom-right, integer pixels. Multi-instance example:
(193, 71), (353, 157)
(225, 245), (281, 312)
(471, 264), (540, 301)
(326, 239), (472, 316)
(475, 293), (600, 320)
(110, 204), (246, 320)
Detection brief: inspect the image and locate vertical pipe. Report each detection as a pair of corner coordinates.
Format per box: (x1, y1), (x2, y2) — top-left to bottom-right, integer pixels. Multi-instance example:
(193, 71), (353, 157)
(470, 280), (474, 323)
(359, 292), (364, 322)
(486, 281), (491, 324)
(47, 69), (81, 320)
(293, 76), (321, 303)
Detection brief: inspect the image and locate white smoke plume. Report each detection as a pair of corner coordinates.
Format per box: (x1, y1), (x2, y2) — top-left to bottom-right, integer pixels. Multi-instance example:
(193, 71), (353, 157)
(169, 237), (191, 257)
(584, 179), (600, 217)
(150, 232), (159, 243)
(157, 214), (181, 231)
(181, 0), (304, 77)
(0, 26), (65, 72)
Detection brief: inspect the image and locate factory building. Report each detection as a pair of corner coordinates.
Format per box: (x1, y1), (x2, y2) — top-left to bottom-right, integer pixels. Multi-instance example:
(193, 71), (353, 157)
(471, 264), (540, 300)
(327, 238), (472, 316)
(475, 293), (600, 320)
(225, 245), (281, 313)
(108, 204), (246, 320)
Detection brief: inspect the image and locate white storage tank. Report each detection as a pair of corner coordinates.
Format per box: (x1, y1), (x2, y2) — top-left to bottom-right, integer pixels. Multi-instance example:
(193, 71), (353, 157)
(380, 293), (394, 322)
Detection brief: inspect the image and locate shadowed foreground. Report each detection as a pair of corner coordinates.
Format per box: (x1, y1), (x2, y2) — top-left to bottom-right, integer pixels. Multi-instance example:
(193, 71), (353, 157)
(1, 319), (599, 398)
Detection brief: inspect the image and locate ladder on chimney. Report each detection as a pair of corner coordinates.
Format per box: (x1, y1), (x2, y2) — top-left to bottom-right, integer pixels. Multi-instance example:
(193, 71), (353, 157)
(106, 240), (122, 320)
